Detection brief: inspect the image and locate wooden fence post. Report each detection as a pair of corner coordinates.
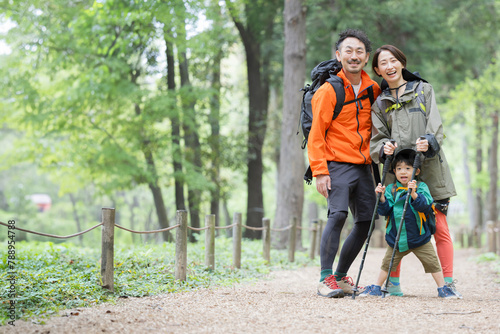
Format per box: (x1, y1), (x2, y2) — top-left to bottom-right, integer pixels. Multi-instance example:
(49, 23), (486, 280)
(263, 218), (271, 263)
(466, 228), (472, 248)
(458, 227), (465, 248)
(232, 212), (242, 269)
(100, 208), (115, 292)
(205, 214), (215, 270)
(288, 216), (297, 262)
(175, 210), (188, 281)
(487, 221), (496, 254)
(496, 222), (500, 256)
(310, 220), (317, 260)
(317, 219), (324, 256)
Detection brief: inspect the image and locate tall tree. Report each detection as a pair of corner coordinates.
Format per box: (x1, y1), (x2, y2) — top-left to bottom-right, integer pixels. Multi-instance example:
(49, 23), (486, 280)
(206, 0), (225, 227)
(226, 0), (282, 238)
(1, 0), (175, 239)
(274, 0), (306, 248)
(164, 27), (186, 212)
(176, 3), (203, 238)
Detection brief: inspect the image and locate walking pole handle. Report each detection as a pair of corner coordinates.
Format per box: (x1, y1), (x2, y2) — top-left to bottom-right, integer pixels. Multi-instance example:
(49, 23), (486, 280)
(380, 140), (396, 184)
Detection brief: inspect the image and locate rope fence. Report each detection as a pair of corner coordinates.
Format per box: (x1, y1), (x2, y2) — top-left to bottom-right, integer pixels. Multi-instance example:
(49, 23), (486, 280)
(2, 210), (498, 292)
(0, 221), (103, 239)
(0, 209), (323, 292)
(114, 224), (180, 234)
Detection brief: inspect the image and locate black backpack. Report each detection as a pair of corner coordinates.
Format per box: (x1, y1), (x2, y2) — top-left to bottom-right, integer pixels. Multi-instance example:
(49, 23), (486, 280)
(300, 59), (375, 184)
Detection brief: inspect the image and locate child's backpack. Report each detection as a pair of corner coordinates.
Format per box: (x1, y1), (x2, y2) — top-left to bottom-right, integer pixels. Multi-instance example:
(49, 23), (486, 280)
(300, 59), (375, 184)
(389, 182), (436, 235)
(426, 205), (437, 235)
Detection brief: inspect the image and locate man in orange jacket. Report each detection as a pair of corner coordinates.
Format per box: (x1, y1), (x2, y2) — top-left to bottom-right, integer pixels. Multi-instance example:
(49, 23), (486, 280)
(308, 29), (381, 298)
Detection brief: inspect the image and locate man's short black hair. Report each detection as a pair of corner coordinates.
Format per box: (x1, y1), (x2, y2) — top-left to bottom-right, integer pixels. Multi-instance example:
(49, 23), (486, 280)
(335, 29), (372, 53)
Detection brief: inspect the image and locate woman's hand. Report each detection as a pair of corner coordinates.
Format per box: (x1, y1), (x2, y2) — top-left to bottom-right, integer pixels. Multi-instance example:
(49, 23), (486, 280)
(384, 141), (397, 156)
(416, 137), (429, 152)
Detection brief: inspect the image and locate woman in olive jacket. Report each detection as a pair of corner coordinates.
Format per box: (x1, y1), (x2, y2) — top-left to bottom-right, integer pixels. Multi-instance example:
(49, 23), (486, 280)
(369, 44), (460, 297)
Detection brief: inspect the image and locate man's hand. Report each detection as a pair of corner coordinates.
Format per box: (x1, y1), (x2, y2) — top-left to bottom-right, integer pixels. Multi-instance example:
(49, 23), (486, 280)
(315, 174), (331, 199)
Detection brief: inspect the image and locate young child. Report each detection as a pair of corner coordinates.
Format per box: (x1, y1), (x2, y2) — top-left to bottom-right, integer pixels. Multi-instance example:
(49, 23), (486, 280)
(360, 148), (461, 298)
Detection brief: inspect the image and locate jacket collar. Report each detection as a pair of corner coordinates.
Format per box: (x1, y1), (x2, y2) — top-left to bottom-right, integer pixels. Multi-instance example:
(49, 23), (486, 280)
(380, 68), (427, 91)
(338, 69), (373, 90)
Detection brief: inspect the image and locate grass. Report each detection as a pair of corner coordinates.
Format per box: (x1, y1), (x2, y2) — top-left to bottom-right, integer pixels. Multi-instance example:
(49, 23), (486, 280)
(471, 251), (500, 283)
(0, 237), (315, 325)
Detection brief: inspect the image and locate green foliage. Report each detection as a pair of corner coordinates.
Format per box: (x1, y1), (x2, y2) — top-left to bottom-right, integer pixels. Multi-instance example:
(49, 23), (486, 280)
(472, 252), (500, 283)
(0, 238), (314, 325)
(442, 60), (500, 194)
(474, 252), (499, 263)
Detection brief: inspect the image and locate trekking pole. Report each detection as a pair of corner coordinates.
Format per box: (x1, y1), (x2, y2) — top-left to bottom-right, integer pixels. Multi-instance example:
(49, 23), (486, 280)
(381, 149), (423, 298)
(352, 140), (396, 299)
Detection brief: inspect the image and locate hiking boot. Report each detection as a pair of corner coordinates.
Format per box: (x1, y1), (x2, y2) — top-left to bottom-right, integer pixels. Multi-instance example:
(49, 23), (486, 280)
(317, 275), (345, 298)
(387, 281), (404, 297)
(337, 276), (364, 295)
(445, 280), (463, 299)
(438, 285), (461, 299)
(359, 284), (382, 297)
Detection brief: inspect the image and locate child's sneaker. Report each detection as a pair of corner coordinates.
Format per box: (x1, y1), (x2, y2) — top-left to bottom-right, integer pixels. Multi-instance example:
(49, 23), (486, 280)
(438, 285), (461, 299)
(317, 275), (345, 298)
(387, 281), (404, 297)
(445, 280), (463, 299)
(337, 276), (365, 295)
(359, 284), (382, 297)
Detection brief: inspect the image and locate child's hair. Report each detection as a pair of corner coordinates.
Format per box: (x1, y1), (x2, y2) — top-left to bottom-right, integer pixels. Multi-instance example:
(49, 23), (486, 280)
(391, 148), (416, 170)
(394, 155), (413, 168)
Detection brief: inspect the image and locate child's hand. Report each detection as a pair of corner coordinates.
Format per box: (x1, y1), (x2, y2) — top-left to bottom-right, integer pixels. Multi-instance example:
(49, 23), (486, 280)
(375, 183), (385, 194)
(408, 180), (418, 200)
(375, 183), (386, 202)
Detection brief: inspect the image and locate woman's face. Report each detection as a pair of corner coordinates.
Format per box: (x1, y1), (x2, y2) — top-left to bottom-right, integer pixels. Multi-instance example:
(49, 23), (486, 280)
(375, 50), (404, 85)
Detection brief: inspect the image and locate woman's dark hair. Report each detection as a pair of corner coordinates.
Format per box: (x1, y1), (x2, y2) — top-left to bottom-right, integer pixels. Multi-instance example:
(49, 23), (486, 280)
(335, 29), (372, 53)
(371, 45), (407, 77)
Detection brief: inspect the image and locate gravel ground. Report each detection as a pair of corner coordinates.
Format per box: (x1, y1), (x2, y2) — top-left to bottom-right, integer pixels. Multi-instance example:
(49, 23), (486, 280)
(2, 247), (499, 334)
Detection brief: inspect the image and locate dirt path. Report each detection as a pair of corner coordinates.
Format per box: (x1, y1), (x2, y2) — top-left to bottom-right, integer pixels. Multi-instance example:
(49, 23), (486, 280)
(3, 248), (499, 334)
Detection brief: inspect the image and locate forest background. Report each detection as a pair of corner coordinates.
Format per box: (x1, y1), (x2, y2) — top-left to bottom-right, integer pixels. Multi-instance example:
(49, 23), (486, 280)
(0, 0), (498, 250)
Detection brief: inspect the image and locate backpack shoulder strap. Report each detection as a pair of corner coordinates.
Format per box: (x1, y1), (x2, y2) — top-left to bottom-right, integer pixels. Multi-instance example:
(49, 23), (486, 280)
(367, 85), (375, 105)
(326, 75), (345, 121)
(391, 183), (398, 198)
(414, 81), (427, 118)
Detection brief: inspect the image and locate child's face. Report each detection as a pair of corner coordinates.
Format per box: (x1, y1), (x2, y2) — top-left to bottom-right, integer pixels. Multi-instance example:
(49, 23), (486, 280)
(394, 161), (417, 186)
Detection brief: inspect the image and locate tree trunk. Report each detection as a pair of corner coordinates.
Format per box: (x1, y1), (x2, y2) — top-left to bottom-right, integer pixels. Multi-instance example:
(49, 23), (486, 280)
(474, 104), (484, 247)
(487, 110), (499, 222)
(134, 101), (171, 241)
(209, 37), (222, 228)
(274, 0), (306, 249)
(165, 31), (186, 212)
(461, 123), (475, 229)
(69, 193), (83, 245)
(123, 193), (139, 244)
(177, 16), (202, 240)
(228, 2), (279, 239)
